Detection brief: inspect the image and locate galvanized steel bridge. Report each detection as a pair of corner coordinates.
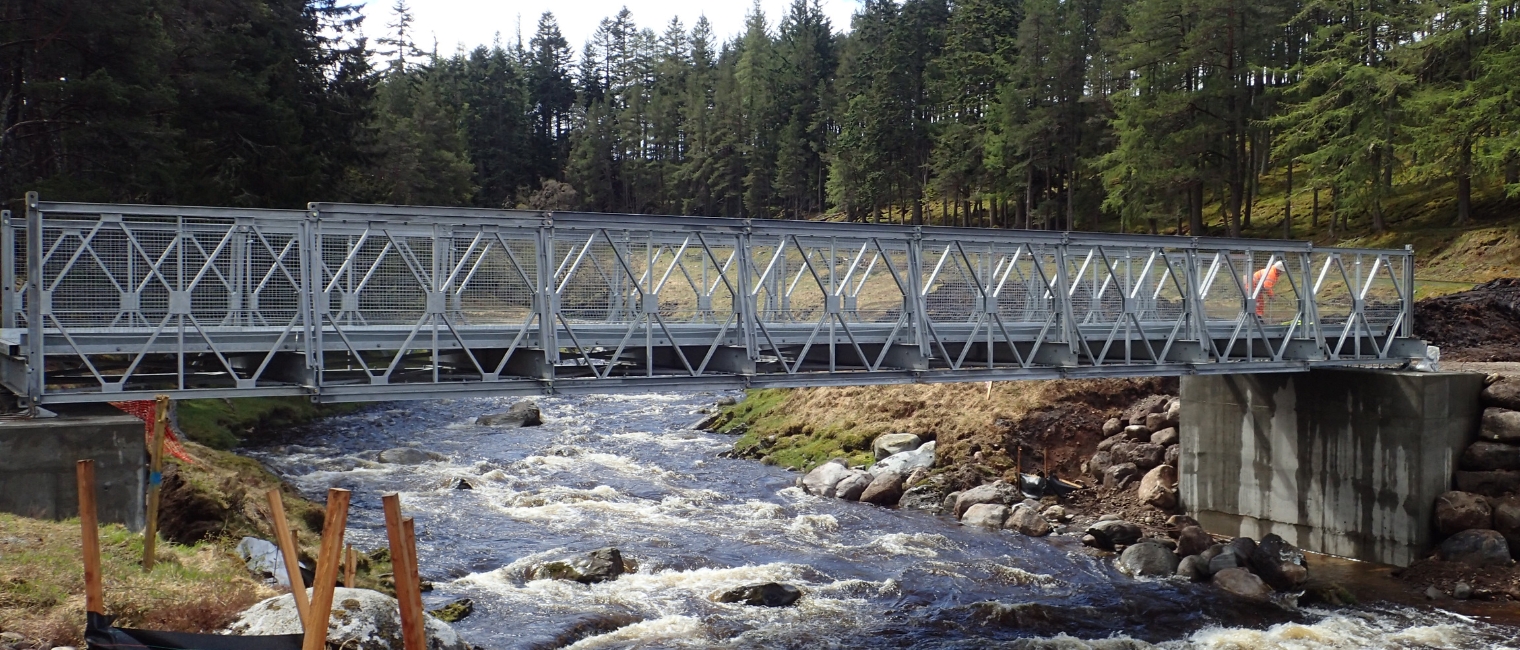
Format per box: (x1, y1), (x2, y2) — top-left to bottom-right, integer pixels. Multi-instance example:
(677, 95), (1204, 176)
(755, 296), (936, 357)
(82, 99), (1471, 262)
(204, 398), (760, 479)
(0, 192), (1423, 404)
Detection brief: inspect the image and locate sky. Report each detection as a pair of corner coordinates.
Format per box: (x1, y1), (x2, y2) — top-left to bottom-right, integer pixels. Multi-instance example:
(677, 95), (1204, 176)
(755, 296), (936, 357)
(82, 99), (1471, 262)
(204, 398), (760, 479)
(360, 1), (863, 55)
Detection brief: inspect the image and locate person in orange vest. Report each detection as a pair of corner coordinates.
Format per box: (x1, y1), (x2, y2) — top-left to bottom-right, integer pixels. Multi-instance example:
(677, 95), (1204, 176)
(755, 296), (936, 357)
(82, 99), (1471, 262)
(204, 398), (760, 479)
(1251, 261), (1286, 317)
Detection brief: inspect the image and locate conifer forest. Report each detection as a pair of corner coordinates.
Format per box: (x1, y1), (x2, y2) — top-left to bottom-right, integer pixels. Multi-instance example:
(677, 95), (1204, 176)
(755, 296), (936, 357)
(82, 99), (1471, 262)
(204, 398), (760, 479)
(4, 0), (1520, 236)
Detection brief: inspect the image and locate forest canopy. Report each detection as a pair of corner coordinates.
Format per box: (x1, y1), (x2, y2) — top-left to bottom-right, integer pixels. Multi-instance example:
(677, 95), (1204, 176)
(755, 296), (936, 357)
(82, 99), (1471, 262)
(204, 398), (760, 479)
(3, 0), (1519, 236)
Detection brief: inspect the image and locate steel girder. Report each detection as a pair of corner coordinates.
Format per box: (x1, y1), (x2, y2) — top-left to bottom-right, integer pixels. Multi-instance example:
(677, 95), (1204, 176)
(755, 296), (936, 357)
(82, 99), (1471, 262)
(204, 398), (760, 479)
(0, 193), (1423, 404)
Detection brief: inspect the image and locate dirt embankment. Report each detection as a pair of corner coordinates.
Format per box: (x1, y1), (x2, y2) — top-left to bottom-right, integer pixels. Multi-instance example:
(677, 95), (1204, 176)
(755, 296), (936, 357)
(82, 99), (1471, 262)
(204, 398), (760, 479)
(1416, 277), (1520, 362)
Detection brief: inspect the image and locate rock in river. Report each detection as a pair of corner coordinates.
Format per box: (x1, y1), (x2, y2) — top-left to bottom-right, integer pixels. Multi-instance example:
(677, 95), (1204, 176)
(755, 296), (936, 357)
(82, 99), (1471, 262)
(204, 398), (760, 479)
(1175, 525), (1213, 558)
(228, 587), (466, 650)
(859, 470), (905, 505)
(529, 547), (627, 584)
(712, 582), (802, 607)
(873, 433), (923, 460)
(1118, 540), (1179, 577)
(477, 400), (543, 427)
(1176, 554), (1210, 581)
(378, 448), (436, 465)
(897, 483), (942, 511)
(1085, 519), (1142, 550)
(954, 481), (1020, 518)
(1212, 568), (1273, 599)
(1005, 505), (1052, 537)
(802, 459), (853, 497)
(873, 441), (936, 476)
(834, 470), (873, 501)
(1439, 529), (1512, 567)
(961, 503), (1010, 528)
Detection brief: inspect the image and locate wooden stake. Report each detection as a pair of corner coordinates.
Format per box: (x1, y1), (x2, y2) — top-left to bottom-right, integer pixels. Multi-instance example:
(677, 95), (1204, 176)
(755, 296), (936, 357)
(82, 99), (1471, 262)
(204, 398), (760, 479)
(1016, 446), (1022, 474)
(265, 488), (310, 624)
(301, 488), (350, 650)
(344, 544), (356, 588)
(77, 460), (104, 615)
(143, 395), (169, 571)
(383, 494), (426, 650)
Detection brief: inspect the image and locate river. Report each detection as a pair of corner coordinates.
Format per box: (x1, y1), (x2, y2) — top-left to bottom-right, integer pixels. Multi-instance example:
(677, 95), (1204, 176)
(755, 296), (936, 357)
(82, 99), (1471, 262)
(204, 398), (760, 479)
(250, 392), (1517, 649)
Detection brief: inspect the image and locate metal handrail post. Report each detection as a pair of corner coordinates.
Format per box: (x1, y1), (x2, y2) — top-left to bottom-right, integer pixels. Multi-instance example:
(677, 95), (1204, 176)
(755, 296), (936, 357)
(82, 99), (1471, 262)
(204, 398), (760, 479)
(25, 192), (43, 404)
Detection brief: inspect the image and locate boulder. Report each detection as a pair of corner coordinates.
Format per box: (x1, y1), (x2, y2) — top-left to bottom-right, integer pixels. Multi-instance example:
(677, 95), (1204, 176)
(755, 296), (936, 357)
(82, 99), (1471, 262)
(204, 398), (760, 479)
(1126, 395), (1170, 425)
(1150, 427), (1179, 447)
(1097, 433), (1126, 453)
(1138, 465), (1178, 510)
(802, 459), (853, 497)
(859, 470), (906, 505)
(1102, 417), (1123, 436)
(1249, 534), (1308, 591)
(378, 448), (433, 465)
(1086, 519), (1143, 549)
(1175, 526), (1213, 558)
(903, 467), (931, 489)
(1166, 514), (1201, 530)
(1207, 548), (1242, 574)
(1123, 424), (1152, 442)
(1102, 463), (1139, 490)
(716, 395), (739, 406)
(942, 491), (962, 515)
(1462, 442), (1520, 471)
(872, 433), (923, 460)
(227, 588), (465, 650)
(1176, 554), (1210, 581)
(529, 547), (627, 584)
(1456, 470), (1520, 497)
(428, 598), (473, 623)
(872, 441), (936, 476)
(1435, 491), (1492, 535)
(1455, 582), (1474, 600)
(834, 470), (873, 501)
(1482, 379), (1520, 411)
(1227, 537), (1258, 560)
(1005, 505), (1052, 536)
(477, 400), (542, 427)
(1438, 529), (1512, 567)
(1041, 505), (1068, 522)
(898, 484), (944, 511)
(954, 481), (1020, 518)
(1212, 568), (1273, 599)
(1118, 540), (1180, 577)
(1481, 408), (1520, 443)
(1144, 412), (1166, 432)
(711, 582), (802, 607)
(1089, 451), (1115, 477)
(961, 503), (1010, 528)
(1126, 443), (1166, 471)
(1492, 496), (1520, 550)
(1164, 445), (1180, 468)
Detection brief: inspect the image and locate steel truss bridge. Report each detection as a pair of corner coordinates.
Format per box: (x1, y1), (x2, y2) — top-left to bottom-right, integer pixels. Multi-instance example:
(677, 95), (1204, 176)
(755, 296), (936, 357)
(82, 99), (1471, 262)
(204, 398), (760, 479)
(0, 192), (1423, 405)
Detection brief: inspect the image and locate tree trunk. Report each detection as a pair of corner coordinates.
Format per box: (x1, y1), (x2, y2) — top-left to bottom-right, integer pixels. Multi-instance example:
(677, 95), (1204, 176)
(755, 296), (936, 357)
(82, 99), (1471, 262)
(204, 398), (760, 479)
(1189, 182), (1205, 236)
(1282, 158), (1293, 239)
(1311, 185), (1319, 229)
(1456, 138), (1472, 226)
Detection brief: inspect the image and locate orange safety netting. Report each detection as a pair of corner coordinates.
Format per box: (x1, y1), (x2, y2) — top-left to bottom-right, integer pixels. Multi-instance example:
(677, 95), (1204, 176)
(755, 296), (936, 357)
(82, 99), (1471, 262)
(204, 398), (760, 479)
(110, 400), (195, 463)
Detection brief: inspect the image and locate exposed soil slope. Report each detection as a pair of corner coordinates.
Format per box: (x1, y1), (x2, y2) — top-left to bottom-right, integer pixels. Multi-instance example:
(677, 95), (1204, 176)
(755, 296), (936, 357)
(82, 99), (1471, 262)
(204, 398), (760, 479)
(1415, 278), (1520, 361)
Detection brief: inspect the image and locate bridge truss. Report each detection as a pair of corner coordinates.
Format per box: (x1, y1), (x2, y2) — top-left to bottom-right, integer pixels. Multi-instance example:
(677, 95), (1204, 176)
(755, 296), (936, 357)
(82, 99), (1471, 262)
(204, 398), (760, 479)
(0, 192), (1423, 404)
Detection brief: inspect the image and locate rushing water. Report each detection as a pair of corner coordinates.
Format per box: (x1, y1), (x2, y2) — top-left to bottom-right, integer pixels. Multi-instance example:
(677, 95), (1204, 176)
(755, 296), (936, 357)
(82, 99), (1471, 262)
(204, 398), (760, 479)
(251, 392), (1518, 649)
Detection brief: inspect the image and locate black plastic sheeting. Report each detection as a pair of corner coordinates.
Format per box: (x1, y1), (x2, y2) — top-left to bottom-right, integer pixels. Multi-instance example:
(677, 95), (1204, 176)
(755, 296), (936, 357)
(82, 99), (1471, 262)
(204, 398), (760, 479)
(86, 613), (303, 650)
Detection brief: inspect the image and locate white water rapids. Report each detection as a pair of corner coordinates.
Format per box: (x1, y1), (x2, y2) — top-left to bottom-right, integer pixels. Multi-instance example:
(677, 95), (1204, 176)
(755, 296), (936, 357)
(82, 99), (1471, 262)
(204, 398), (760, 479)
(250, 392), (1517, 649)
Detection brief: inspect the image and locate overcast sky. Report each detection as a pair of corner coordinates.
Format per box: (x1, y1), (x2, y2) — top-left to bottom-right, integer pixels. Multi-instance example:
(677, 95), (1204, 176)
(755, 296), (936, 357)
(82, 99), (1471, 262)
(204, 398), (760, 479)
(360, 1), (863, 55)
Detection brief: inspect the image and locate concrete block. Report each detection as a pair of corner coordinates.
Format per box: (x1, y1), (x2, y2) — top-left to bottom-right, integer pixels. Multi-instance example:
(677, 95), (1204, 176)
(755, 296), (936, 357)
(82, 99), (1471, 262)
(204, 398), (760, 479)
(1180, 368), (1484, 567)
(0, 413), (145, 530)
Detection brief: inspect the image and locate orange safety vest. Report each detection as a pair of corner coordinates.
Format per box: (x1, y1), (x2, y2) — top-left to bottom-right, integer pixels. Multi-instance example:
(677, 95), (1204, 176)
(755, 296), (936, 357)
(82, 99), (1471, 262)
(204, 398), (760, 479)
(1251, 265), (1283, 316)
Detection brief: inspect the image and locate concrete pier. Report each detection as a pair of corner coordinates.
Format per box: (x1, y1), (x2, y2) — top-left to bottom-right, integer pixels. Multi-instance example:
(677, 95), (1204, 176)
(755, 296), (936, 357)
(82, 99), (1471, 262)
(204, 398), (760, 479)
(1180, 368), (1484, 566)
(0, 413), (145, 530)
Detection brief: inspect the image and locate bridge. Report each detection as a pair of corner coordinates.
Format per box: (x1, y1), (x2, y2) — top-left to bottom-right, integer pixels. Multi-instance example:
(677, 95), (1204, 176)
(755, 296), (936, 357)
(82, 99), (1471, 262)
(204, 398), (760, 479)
(1, 192), (1421, 405)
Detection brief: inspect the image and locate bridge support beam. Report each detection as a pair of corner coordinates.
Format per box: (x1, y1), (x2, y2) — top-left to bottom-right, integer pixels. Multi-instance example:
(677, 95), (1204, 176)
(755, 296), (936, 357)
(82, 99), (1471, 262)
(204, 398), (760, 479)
(1179, 368), (1483, 567)
(0, 410), (145, 530)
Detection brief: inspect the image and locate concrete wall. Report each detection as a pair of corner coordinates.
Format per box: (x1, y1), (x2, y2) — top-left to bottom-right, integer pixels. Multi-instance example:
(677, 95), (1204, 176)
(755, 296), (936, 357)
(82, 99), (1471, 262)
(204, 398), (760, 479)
(1180, 368), (1484, 567)
(0, 414), (145, 530)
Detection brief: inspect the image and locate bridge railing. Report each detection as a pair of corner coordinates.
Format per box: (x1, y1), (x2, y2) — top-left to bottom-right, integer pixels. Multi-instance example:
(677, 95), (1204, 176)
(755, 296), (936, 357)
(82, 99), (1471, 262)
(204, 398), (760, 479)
(1, 193), (1422, 404)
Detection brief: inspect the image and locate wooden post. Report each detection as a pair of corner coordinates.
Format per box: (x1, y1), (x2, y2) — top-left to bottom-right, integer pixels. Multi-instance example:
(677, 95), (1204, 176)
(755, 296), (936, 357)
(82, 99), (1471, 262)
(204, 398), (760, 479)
(344, 544), (356, 588)
(265, 488), (310, 624)
(301, 488), (350, 650)
(382, 494), (426, 650)
(77, 460), (104, 615)
(143, 395), (169, 571)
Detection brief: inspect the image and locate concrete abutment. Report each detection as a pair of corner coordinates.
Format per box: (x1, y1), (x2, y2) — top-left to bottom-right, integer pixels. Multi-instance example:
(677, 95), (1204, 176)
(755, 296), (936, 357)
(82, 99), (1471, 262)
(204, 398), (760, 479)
(1180, 368), (1484, 566)
(0, 412), (145, 530)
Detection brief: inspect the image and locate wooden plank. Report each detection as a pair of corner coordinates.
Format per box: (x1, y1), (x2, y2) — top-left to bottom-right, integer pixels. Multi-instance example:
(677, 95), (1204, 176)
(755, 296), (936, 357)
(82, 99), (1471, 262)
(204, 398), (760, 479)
(76, 460), (104, 614)
(344, 544), (356, 588)
(142, 395), (169, 571)
(401, 517), (425, 650)
(301, 488), (350, 650)
(265, 488), (310, 624)
(382, 494), (426, 650)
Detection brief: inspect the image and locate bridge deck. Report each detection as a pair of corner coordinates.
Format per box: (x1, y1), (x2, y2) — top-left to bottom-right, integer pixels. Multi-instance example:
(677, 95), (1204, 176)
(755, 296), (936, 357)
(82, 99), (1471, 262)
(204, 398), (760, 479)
(1, 193), (1421, 404)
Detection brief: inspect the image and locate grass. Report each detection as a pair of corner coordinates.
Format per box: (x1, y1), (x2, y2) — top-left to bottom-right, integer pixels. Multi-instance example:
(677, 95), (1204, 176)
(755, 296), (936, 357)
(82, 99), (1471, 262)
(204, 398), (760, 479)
(0, 513), (274, 646)
(176, 397), (362, 450)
